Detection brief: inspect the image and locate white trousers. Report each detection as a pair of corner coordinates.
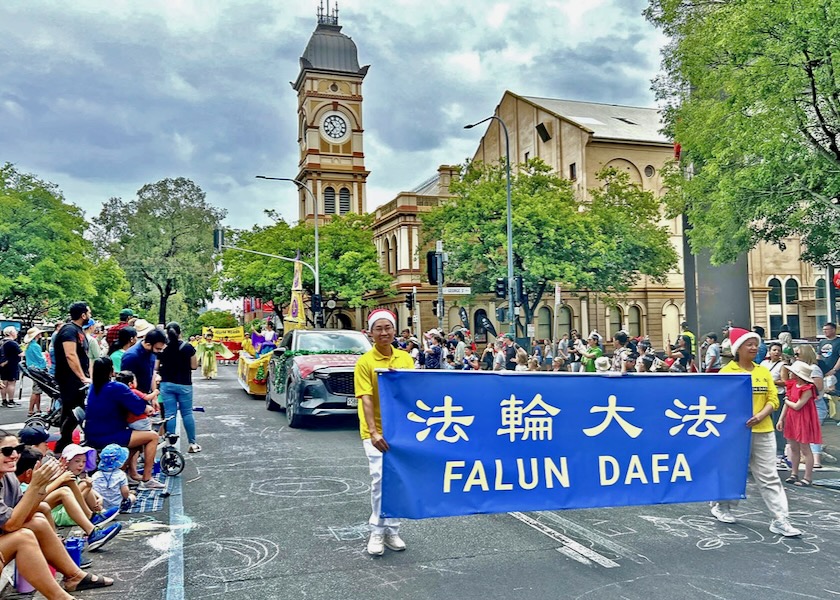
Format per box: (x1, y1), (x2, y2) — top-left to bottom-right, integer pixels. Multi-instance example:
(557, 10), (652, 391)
(363, 439), (400, 535)
(712, 431), (789, 521)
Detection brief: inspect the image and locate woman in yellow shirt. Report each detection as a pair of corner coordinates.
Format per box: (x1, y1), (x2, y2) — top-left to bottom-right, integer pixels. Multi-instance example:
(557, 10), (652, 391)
(712, 328), (801, 537)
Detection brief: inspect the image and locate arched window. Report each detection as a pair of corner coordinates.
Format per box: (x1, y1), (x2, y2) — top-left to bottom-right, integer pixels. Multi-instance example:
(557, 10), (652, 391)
(816, 278), (827, 300)
(768, 278), (782, 305)
(323, 187), (336, 214)
(662, 304), (680, 346)
(537, 306), (552, 341)
(628, 306), (642, 338)
(389, 235), (398, 274)
(558, 306), (572, 336)
(339, 188), (351, 215)
(382, 238), (392, 273)
(609, 306), (623, 336)
(784, 279), (799, 305)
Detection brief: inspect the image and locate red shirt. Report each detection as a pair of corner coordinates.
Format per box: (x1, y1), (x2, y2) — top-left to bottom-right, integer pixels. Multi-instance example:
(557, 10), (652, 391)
(106, 322), (129, 347)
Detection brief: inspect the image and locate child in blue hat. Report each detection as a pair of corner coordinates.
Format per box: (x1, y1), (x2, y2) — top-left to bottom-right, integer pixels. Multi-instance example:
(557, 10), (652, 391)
(92, 444), (136, 512)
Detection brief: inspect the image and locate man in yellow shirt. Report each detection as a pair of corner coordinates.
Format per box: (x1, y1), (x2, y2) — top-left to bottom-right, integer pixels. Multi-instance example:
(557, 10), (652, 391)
(712, 327), (801, 537)
(354, 309), (414, 556)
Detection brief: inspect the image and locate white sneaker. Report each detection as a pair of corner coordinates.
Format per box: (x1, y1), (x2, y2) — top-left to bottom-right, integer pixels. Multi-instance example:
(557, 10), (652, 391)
(139, 479), (166, 491)
(769, 518), (802, 537)
(384, 533), (406, 551)
(710, 504), (736, 524)
(367, 533), (385, 556)
(188, 444), (202, 453)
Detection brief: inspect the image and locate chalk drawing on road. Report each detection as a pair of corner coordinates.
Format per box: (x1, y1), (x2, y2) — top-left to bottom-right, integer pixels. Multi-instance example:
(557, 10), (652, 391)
(356, 565), (418, 590)
(315, 522), (371, 541)
(250, 475), (368, 498)
(184, 537), (280, 597)
(639, 514), (820, 554)
(214, 414), (248, 428)
(575, 573), (837, 600)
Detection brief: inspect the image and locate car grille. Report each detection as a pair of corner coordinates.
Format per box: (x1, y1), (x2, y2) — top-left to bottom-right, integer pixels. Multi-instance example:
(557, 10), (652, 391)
(323, 372), (354, 396)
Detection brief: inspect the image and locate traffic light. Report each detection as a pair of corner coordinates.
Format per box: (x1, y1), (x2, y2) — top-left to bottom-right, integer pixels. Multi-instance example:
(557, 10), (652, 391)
(405, 292), (414, 310)
(311, 293), (322, 315)
(213, 228), (225, 251)
(494, 277), (506, 299)
(496, 307), (507, 323)
(513, 275), (525, 306)
(426, 251), (440, 285)
(432, 299), (444, 318)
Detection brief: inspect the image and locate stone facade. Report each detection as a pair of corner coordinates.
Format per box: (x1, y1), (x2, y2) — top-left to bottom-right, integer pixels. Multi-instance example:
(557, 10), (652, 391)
(365, 91), (827, 347)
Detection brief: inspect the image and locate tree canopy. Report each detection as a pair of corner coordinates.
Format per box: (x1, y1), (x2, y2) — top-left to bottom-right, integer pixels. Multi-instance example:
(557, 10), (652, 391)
(646, 0), (840, 265)
(218, 212), (393, 317)
(0, 163), (96, 324)
(421, 159), (678, 307)
(94, 178), (226, 324)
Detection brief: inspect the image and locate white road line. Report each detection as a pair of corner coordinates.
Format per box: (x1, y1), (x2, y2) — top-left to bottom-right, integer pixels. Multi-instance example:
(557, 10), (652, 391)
(507, 511), (620, 568)
(0, 423), (27, 431)
(539, 511), (651, 565)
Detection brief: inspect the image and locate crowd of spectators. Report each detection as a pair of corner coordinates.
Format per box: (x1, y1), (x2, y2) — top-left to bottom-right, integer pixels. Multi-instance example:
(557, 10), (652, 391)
(0, 302), (202, 596)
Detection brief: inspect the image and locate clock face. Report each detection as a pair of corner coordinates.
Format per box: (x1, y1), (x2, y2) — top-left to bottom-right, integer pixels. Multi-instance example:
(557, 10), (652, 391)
(322, 114), (348, 140)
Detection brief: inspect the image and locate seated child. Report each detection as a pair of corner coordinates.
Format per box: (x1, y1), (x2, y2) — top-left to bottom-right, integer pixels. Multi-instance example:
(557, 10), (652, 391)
(62, 444), (105, 514)
(19, 425), (59, 456)
(16, 448), (122, 551)
(115, 370), (159, 431)
(92, 444), (136, 513)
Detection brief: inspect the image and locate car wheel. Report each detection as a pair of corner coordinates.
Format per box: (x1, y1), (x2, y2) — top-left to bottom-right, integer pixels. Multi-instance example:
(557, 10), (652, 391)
(286, 379), (305, 428)
(265, 372), (280, 412)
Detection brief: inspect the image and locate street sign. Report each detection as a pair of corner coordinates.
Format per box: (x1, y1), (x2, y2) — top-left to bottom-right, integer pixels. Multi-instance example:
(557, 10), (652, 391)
(554, 283), (562, 306)
(443, 287), (471, 295)
(527, 324), (535, 337)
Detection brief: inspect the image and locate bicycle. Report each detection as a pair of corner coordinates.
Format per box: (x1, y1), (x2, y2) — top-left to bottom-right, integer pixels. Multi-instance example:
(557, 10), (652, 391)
(151, 415), (186, 477)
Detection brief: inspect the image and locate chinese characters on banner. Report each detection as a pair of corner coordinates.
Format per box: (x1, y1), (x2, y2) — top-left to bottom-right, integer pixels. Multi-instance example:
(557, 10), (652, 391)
(378, 371), (753, 519)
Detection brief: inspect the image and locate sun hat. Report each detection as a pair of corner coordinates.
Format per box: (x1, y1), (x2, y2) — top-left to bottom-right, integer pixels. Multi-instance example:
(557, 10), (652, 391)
(133, 318), (155, 338)
(23, 326), (43, 344)
(729, 327), (761, 356)
(98, 444), (129, 472)
(61, 444), (98, 472)
(595, 356), (610, 372)
(784, 361), (815, 383)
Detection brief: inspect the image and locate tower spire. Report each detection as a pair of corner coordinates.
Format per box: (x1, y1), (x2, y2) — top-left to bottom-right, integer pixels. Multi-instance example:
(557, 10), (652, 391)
(317, 0), (339, 26)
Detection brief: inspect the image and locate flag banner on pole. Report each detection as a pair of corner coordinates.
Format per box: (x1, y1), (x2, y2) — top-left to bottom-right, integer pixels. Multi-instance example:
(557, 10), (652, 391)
(378, 371), (753, 519)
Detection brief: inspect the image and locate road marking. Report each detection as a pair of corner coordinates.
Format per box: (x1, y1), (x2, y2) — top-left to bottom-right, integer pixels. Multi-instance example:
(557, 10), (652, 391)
(539, 511), (651, 565)
(507, 511), (620, 568)
(0, 422), (27, 431)
(167, 414), (189, 600)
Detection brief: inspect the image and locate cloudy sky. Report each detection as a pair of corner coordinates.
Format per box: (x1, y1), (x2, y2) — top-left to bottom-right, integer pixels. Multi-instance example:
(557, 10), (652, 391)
(0, 0), (665, 230)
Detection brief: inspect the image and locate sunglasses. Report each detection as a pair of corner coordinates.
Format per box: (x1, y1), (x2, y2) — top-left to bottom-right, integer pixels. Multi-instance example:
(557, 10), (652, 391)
(0, 444), (25, 457)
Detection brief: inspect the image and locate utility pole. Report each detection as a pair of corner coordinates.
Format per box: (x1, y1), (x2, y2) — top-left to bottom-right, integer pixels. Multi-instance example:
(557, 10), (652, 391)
(436, 240), (445, 331)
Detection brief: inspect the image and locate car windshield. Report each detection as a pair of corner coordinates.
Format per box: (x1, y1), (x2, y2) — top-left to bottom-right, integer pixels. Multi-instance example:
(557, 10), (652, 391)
(296, 332), (371, 353)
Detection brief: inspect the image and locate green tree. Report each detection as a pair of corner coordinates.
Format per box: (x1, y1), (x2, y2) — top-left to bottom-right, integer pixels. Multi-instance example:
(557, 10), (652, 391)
(89, 257), (132, 324)
(196, 309), (238, 330)
(93, 178), (226, 324)
(421, 159), (678, 328)
(646, 0), (840, 264)
(219, 212), (393, 322)
(0, 163), (95, 325)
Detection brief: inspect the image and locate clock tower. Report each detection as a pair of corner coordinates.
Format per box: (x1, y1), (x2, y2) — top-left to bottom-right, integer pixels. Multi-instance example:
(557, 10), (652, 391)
(292, 1), (370, 223)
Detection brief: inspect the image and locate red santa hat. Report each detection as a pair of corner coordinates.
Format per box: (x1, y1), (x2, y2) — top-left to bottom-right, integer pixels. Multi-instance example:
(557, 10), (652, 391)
(367, 309), (397, 331)
(729, 327), (760, 356)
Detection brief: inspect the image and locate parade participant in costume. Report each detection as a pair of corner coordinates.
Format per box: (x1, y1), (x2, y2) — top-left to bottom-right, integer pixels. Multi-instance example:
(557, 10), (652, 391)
(710, 327), (801, 537)
(196, 331), (233, 380)
(259, 320), (278, 356)
(354, 309), (414, 556)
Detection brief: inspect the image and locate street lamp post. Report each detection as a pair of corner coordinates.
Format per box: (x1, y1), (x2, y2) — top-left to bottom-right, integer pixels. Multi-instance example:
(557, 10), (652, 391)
(255, 175), (321, 326)
(464, 116), (515, 337)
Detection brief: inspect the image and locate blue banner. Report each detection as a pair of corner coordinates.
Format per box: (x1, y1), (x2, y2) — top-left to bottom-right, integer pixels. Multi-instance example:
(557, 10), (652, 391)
(379, 371), (753, 519)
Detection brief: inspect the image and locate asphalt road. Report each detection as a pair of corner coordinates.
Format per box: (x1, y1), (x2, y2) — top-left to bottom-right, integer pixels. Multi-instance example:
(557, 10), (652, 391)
(4, 369), (840, 599)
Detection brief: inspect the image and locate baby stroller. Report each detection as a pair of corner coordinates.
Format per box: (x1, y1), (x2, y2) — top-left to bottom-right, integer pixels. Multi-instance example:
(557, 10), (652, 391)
(20, 364), (64, 430)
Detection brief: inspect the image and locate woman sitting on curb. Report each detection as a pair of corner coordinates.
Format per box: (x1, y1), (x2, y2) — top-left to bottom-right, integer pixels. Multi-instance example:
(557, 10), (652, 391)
(0, 429), (114, 597)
